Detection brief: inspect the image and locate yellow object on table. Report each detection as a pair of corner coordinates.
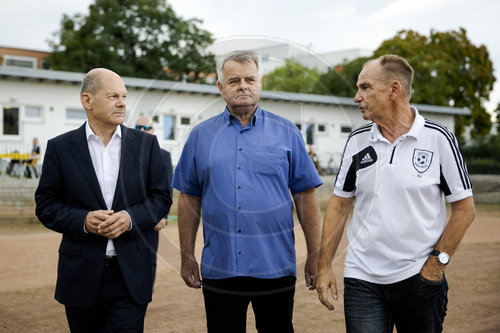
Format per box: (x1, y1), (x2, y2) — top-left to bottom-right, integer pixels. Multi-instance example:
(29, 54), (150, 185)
(0, 153), (31, 160)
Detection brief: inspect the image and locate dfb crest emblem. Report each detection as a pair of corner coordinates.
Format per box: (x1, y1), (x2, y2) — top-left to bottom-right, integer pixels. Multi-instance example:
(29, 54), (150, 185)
(412, 149), (433, 173)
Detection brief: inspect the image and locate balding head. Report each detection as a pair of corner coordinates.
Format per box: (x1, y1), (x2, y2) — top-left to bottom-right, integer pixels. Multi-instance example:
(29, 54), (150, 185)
(135, 116), (154, 134)
(80, 68), (122, 96)
(79, 68), (127, 133)
(364, 55), (414, 99)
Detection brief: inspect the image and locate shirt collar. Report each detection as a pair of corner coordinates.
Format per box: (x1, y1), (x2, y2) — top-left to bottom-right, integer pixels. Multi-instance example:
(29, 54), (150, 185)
(405, 106), (424, 139)
(85, 121), (122, 141)
(224, 104), (262, 128)
(370, 106), (424, 142)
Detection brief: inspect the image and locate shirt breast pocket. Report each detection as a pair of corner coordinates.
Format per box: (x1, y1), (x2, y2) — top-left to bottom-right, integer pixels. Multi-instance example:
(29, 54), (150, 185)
(252, 146), (288, 176)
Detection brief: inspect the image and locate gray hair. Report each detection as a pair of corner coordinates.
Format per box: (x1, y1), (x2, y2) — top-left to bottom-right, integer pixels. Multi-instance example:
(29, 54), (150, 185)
(80, 70), (103, 95)
(217, 50), (263, 83)
(367, 54), (414, 98)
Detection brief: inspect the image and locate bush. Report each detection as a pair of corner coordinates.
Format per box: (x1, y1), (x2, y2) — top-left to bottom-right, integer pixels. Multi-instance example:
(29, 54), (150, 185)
(462, 134), (500, 174)
(465, 158), (500, 174)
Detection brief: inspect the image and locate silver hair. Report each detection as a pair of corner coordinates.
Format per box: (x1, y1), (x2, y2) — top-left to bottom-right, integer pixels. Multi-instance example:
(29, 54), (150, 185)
(217, 50), (263, 83)
(80, 71), (102, 95)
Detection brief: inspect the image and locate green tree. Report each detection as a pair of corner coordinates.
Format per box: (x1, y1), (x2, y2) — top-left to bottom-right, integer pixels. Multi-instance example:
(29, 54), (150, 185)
(263, 60), (321, 94)
(314, 28), (495, 140)
(496, 103), (500, 133)
(46, 0), (215, 81)
(374, 28), (496, 139)
(314, 57), (371, 97)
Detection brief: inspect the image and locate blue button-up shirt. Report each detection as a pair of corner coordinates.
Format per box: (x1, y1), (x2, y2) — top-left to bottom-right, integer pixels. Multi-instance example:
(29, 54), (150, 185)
(172, 105), (322, 279)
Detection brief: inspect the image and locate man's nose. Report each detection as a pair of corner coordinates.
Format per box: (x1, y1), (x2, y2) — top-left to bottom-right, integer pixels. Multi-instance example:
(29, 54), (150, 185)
(238, 80), (248, 90)
(117, 97), (126, 106)
(354, 91), (361, 103)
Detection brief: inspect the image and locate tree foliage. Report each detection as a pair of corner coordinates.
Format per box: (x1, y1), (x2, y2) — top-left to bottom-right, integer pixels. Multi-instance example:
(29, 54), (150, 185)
(373, 28), (495, 139)
(46, 0), (215, 81)
(314, 57), (371, 97)
(263, 60), (321, 94)
(496, 103), (500, 133)
(308, 28), (495, 140)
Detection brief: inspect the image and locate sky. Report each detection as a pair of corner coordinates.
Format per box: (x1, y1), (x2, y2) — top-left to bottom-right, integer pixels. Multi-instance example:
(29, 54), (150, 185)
(1, 0), (499, 115)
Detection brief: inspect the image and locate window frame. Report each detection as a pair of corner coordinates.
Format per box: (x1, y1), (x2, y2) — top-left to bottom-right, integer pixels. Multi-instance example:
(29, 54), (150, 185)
(163, 114), (176, 141)
(317, 123), (328, 136)
(0, 105), (22, 139)
(3, 55), (37, 69)
(24, 105), (43, 123)
(340, 125), (353, 135)
(65, 107), (87, 124)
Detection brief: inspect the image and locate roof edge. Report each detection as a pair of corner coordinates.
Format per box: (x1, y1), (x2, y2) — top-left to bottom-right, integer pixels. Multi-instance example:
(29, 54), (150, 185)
(0, 67), (470, 115)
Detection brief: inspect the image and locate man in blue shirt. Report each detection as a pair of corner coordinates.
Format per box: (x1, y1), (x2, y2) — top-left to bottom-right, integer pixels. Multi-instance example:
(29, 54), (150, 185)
(172, 50), (323, 332)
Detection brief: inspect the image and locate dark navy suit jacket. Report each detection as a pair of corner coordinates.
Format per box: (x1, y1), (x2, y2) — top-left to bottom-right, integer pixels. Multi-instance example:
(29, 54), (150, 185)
(35, 123), (172, 308)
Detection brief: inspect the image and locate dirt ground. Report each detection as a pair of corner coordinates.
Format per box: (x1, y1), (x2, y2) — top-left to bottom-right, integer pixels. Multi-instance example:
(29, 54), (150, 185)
(0, 204), (499, 332)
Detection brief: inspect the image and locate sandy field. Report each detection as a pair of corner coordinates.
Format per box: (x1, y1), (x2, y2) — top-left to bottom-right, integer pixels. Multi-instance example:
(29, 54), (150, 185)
(0, 203), (499, 332)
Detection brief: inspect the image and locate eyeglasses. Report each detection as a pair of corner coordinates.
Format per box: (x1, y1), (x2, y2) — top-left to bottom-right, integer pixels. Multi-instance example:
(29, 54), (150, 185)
(135, 125), (153, 131)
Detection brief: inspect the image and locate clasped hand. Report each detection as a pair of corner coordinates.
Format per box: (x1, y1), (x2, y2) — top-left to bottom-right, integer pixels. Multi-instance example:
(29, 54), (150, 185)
(85, 210), (130, 239)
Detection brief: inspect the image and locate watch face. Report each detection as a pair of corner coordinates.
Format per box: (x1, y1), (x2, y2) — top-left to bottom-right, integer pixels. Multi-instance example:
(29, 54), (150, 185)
(438, 252), (450, 264)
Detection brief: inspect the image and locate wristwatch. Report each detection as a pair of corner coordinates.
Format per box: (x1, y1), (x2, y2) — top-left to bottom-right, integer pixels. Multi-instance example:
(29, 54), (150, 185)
(431, 250), (450, 265)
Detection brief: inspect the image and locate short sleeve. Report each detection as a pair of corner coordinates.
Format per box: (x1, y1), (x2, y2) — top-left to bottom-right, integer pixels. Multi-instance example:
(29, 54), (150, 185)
(171, 130), (202, 197)
(333, 137), (356, 198)
(439, 131), (473, 203)
(289, 127), (322, 194)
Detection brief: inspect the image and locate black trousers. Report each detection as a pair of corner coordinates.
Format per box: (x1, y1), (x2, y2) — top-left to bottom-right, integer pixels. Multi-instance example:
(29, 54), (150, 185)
(65, 258), (147, 333)
(202, 275), (296, 333)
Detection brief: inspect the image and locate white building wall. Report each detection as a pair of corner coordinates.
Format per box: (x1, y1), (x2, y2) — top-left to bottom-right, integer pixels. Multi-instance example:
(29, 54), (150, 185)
(0, 80), (85, 156)
(0, 77), (458, 173)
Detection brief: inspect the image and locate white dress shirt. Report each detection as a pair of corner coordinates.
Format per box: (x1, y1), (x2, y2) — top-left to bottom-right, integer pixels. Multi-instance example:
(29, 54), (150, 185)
(85, 122), (122, 256)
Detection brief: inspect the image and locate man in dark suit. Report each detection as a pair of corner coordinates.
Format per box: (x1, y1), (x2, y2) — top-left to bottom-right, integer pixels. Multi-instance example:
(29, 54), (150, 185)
(35, 68), (171, 332)
(134, 115), (173, 282)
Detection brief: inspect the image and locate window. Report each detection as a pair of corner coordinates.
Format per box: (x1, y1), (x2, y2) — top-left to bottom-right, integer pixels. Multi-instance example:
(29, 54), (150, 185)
(180, 117), (190, 125)
(341, 125), (352, 134)
(318, 124), (326, 133)
(163, 115), (175, 140)
(66, 108), (87, 120)
(25, 105), (42, 121)
(306, 123), (314, 145)
(2, 106), (20, 135)
(3, 55), (36, 69)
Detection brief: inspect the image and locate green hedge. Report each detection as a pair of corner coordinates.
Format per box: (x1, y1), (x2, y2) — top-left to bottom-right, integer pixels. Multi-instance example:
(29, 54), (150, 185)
(465, 158), (500, 174)
(461, 135), (500, 175)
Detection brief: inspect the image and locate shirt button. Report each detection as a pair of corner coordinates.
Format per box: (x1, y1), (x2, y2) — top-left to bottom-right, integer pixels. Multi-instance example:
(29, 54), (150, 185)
(238, 147), (242, 151)
(237, 229), (242, 233)
(237, 186), (241, 189)
(237, 166), (241, 170)
(238, 251), (242, 255)
(238, 207), (241, 210)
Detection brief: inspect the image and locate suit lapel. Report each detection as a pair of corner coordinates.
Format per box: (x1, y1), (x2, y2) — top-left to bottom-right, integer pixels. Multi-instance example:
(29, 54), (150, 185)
(70, 123), (107, 209)
(112, 125), (138, 209)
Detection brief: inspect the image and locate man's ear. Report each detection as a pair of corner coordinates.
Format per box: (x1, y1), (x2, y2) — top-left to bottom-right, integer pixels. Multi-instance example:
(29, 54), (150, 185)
(217, 81), (223, 96)
(80, 93), (91, 110)
(390, 80), (402, 100)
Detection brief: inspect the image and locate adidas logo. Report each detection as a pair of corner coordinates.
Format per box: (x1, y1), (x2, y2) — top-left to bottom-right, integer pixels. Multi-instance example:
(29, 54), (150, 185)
(360, 153), (373, 164)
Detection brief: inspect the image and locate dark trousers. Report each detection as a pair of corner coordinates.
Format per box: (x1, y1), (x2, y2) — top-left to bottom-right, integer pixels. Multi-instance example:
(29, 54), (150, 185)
(202, 275), (296, 333)
(65, 259), (147, 333)
(344, 273), (448, 333)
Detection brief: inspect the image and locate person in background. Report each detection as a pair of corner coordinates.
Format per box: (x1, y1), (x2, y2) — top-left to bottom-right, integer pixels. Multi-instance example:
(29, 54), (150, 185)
(35, 68), (171, 332)
(31, 137), (40, 156)
(173, 50), (323, 332)
(316, 54), (475, 333)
